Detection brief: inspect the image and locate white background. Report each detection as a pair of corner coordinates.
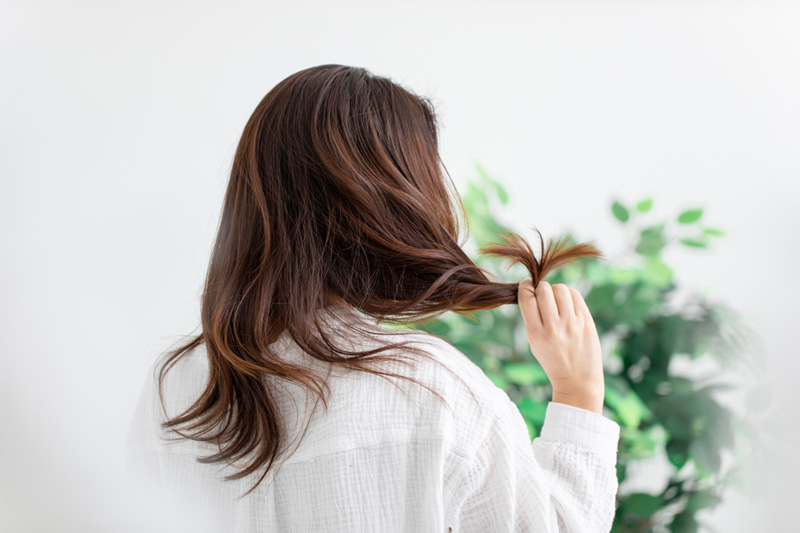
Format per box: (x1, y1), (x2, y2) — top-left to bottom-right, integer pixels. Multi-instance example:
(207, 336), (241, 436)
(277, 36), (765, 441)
(1, 0), (797, 530)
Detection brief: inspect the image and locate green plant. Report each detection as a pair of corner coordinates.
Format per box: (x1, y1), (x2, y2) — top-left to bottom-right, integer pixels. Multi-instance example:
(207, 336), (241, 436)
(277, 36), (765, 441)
(406, 163), (769, 532)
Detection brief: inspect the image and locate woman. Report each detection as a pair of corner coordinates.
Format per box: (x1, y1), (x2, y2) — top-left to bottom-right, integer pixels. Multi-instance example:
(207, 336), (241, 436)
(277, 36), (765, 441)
(125, 64), (620, 532)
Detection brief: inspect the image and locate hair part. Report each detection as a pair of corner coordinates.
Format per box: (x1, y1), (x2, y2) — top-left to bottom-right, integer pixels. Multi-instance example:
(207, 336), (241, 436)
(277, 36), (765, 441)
(155, 64), (603, 497)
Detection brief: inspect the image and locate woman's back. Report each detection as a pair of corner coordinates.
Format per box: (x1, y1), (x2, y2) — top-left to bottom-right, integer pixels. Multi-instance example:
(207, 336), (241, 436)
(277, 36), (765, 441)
(126, 305), (620, 532)
(125, 64), (622, 532)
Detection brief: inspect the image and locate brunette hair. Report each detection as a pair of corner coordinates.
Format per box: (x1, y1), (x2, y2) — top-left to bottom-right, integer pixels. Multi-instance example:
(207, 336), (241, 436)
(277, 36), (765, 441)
(155, 64), (602, 497)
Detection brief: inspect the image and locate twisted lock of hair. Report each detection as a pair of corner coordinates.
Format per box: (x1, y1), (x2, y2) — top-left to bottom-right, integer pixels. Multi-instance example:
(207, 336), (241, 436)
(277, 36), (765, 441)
(154, 64), (603, 497)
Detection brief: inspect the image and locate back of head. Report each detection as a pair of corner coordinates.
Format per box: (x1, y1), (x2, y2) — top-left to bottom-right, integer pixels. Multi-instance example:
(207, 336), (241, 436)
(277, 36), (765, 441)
(155, 64), (603, 497)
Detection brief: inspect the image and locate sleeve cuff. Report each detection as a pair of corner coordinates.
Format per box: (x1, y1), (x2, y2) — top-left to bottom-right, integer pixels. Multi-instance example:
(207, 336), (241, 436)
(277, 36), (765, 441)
(538, 401), (621, 463)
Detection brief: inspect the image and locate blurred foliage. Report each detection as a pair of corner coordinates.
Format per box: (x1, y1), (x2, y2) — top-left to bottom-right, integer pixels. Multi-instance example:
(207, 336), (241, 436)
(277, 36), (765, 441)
(407, 163), (769, 532)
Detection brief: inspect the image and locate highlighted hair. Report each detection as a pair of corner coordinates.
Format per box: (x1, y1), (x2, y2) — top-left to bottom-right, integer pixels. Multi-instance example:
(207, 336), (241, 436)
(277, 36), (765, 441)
(155, 64), (602, 496)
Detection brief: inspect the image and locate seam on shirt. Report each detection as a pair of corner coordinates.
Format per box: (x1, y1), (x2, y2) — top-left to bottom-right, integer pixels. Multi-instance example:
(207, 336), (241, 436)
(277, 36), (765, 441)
(276, 435), (476, 467)
(134, 434), (476, 467)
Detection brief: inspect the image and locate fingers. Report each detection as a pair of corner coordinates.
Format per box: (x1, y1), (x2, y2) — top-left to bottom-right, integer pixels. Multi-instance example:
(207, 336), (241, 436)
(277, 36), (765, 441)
(570, 286), (592, 320)
(551, 283), (576, 317)
(520, 279), (583, 331)
(517, 278), (542, 328)
(533, 281), (559, 329)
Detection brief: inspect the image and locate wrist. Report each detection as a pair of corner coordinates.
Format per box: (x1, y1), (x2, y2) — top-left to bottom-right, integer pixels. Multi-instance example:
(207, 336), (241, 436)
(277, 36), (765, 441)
(551, 389), (604, 415)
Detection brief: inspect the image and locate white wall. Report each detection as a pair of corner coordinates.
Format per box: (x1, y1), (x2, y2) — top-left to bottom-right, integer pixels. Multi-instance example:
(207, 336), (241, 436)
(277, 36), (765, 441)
(1, 0), (797, 530)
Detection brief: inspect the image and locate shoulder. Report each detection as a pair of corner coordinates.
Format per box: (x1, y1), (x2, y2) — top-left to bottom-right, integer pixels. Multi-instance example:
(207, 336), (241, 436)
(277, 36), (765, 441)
(129, 339), (211, 438)
(342, 325), (504, 393)
(364, 327), (515, 450)
(387, 328), (508, 405)
(153, 340), (212, 418)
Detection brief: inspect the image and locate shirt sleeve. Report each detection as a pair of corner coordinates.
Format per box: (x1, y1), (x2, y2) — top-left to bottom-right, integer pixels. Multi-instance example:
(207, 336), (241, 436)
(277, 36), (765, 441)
(446, 397), (621, 533)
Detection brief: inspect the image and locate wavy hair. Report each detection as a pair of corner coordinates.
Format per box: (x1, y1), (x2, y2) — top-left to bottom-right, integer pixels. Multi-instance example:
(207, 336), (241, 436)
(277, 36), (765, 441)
(155, 64), (603, 497)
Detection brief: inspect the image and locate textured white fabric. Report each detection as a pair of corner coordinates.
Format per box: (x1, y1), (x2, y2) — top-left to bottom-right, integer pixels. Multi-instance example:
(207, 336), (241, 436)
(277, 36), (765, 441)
(125, 308), (621, 532)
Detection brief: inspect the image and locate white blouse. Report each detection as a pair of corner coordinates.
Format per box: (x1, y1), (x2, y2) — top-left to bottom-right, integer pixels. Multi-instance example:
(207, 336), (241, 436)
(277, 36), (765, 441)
(125, 308), (621, 532)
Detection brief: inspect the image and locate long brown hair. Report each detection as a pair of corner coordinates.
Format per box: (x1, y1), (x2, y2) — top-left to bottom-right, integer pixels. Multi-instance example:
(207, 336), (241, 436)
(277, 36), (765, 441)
(155, 64), (602, 497)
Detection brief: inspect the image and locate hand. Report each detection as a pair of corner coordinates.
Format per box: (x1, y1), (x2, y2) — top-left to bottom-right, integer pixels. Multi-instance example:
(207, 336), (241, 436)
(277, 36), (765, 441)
(517, 279), (605, 415)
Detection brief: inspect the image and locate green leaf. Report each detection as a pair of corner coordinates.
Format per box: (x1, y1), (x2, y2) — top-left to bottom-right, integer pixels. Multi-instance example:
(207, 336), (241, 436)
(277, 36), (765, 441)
(666, 438), (690, 469)
(635, 224), (667, 257)
(452, 339), (482, 358)
(657, 315), (698, 356)
(702, 227), (726, 237)
(485, 371), (508, 389)
(463, 183), (489, 219)
(628, 425), (668, 456)
(475, 161), (509, 205)
(613, 285), (662, 329)
(640, 223), (666, 239)
(503, 362), (549, 385)
(636, 198), (653, 212)
(612, 200), (630, 222)
(493, 181), (509, 205)
(605, 374), (630, 395)
(584, 283), (617, 314)
(525, 418), (536, 440)
(669, 510), (699, 533)
(470, 216), (507, 250)
(603, 381), (651, 428)
(609, 267), (639, 285)
(616, 463), (627, 485)
(644, 257), (674, 286)
(680, 238), (707, 248)
(677, 208), (703, 224)
(691, 433), (722, 473)
(685, 489), (722, 512)
(697, 381), (738, 394)
(625, 493), (664, 517)
(418, 318), (451, 336)
(516, 396), (547, 425)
